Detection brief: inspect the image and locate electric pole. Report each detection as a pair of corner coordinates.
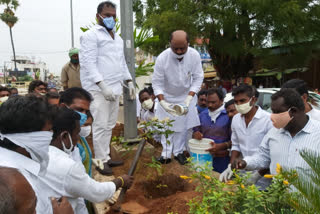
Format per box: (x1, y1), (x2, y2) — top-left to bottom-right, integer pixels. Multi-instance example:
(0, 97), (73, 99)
(120, 0), (138, 141)
(70, 0), (74, 47)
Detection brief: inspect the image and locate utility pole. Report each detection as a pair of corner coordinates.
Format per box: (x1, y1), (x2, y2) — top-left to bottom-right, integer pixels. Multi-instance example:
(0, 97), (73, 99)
(70, 0), (74, 47)
(120, 1), (138, 142)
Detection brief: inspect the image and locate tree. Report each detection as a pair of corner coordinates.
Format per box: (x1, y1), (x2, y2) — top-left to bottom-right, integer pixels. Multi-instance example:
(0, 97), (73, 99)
(134, 0), (320, 79)
(0, 0), (19, 71)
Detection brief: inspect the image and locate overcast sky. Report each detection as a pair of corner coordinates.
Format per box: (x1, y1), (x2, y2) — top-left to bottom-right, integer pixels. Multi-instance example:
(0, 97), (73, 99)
(0, 0), (121, 76)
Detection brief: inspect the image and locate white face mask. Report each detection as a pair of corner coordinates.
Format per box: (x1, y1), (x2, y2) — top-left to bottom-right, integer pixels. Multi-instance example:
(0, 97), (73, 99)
(0, 131), (53, 176)
(171, 48), (187, 60)
(61, 132), (74, 155)
(142, 99), (154, 110)
(79, 126), (91, 138)
(235, 98), (253, 115)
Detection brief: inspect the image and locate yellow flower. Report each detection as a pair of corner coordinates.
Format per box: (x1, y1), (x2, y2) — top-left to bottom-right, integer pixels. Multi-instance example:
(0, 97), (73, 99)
(226, 180), (234, 185)
(180, 175), (191, 180)
(276, 163), (282, 174)
(264, 174), (274, 179)
(207, 190), (211, 193)
(227, 192), (235, 196)
(241, 184), (245, 189)
(203, 175), (211, 180)
(283, 180), (289, 185)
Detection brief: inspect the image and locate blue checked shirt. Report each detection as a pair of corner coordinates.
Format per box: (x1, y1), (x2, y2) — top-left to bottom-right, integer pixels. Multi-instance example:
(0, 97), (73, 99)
(244, 118), (320, 175)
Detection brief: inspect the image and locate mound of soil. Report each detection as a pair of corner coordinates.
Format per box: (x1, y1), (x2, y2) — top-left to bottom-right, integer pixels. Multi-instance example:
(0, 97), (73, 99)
(141, 174), (186, 199)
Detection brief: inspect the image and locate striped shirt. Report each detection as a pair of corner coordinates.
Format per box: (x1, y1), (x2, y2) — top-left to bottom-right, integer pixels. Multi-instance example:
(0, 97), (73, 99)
(244, 117), (320, 175)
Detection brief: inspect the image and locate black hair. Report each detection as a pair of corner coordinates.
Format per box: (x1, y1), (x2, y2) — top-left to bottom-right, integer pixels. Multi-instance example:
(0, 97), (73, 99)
(0, 95), (54, 134)
(59, 87), (93, 105)
(197, 90), (207, 97)
(86, 111), (93, 120)
(224, 99), (235, 109)
(169, 31), (190, 43)
(281, 79), (309, 96)
(97, 1), (116, 13)
(48, 88), (58, 93)
(52, 107), (80, 139)
(271, 88), (305, 111)
(207, 88), (224, 101)
(139, 87), (152, 100)
(0, 86), (10, 93)
(232, 84), (259, 98)
(28, 80), (47, 93)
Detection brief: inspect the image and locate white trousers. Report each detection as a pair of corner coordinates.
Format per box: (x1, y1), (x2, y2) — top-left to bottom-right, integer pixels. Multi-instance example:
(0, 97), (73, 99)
(161, 129), (189, 159)
(90, 91), (119, 163)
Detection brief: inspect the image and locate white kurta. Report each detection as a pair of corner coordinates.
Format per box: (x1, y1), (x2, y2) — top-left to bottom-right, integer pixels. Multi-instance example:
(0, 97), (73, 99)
(152, 47), (204, 132)
(39, 146), (116, 214)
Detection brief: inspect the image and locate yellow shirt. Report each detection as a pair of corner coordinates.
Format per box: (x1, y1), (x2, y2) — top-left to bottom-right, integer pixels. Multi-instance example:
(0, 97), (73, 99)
(61, 62), (82, 88)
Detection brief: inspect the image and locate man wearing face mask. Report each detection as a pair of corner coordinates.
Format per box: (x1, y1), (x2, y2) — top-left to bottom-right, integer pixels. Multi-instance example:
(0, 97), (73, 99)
(28, 80), (48, 95)
(79, 1), (135, 174)
(281, 79), (320, 121)
(193, 88), (232, 173)
(233, 89), (320, 178)
(39, 108), (134, 214)
(0, 95), (56, 213)
(152, 30), (204, 165)
(219, 85), (272, 189)
(139, 87), (158, 122)
(61, 48), (82, 90)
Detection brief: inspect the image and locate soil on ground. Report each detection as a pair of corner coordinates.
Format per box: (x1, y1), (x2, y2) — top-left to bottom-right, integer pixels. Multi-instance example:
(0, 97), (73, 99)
(105, 142), (201, 214)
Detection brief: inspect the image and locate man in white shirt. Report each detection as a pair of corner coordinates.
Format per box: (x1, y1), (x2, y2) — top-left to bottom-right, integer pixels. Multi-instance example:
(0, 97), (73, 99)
(219, 85), (272, 188)
(79, 1), (135, 175)
(152, 30), (204, 165)
(281, 79), (320, 121)
(234, 89), (320, 178)
(0, 95), (61, 214)
(40, 107), (133, 214)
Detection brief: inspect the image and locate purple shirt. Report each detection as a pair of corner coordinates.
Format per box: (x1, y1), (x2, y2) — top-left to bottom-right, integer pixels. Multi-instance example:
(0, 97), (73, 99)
(194, 109), (231, 143)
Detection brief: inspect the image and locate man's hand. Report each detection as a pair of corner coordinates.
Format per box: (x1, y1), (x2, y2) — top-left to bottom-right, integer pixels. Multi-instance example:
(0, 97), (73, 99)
(97, 81), (115, 101)
(120, 174), (134, 189)
(219, 163), (233, 182)
(160, 100), (178, 116)
(127, 81), (136, 100)
(206, 141), (225, 154)
(51, 197), (74, 214)
(231, 159), (247, 170)
(193, 131), (203, 140)
(184, 95), (193, 107)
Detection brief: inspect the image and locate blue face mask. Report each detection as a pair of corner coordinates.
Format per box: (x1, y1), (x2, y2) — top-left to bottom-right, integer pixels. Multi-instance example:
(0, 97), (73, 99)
(76, 111), (87, 126)
(99, 14), (115, 30)
(197, 105), (207, 114)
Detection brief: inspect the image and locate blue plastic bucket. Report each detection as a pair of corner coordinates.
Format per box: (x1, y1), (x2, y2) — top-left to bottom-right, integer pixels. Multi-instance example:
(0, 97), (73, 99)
(188, 138), (213, 167)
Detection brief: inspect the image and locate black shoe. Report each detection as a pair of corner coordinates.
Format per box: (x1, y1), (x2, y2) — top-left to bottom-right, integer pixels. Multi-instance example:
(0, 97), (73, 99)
(96, 162), (113, 176)
(156, 156), (171, 164)
(107, 159), (124, 167)
(174, 153), (187, 165)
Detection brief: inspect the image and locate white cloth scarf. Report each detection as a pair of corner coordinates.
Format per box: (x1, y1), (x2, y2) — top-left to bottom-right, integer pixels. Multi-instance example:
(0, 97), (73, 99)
(208, 105), (225, 123)
(0, 131), (53, 176)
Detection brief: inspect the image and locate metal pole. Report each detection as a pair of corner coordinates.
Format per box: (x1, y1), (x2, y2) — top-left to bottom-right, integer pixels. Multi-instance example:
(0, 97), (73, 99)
(70, 0), (74, 48)
(120, 0), (138, 141)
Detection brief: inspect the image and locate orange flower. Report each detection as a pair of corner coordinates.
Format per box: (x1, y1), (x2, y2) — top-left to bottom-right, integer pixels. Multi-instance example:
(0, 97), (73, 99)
(241, 184), (245, 189)
(264, 174), (274, 179)
(203, 175), (211, 180)
(188, 180), (193, 183)
(180, 175), (191, 179)
(283, 180), (289, 185)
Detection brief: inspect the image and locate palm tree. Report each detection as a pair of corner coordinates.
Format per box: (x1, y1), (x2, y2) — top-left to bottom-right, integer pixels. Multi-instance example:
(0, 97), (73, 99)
(288, 150), (320, 214)
(0, 0), (19, 71)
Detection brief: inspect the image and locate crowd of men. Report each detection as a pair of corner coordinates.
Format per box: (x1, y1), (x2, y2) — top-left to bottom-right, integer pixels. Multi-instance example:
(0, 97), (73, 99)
(1, 1), (320, 214)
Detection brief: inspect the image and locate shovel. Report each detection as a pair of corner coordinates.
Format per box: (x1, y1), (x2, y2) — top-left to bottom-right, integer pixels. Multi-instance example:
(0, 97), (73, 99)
(112, 139), (146, 212)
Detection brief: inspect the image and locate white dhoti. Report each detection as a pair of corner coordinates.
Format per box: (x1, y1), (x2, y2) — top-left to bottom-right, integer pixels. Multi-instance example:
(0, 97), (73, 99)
(90, 91), (119, 163)
(156, 96), (200, 158)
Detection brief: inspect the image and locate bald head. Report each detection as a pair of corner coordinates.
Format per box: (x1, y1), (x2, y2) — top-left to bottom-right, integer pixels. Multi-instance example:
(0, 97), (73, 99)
(0, 167), (36, 214)
(169, 30), (189, 60)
